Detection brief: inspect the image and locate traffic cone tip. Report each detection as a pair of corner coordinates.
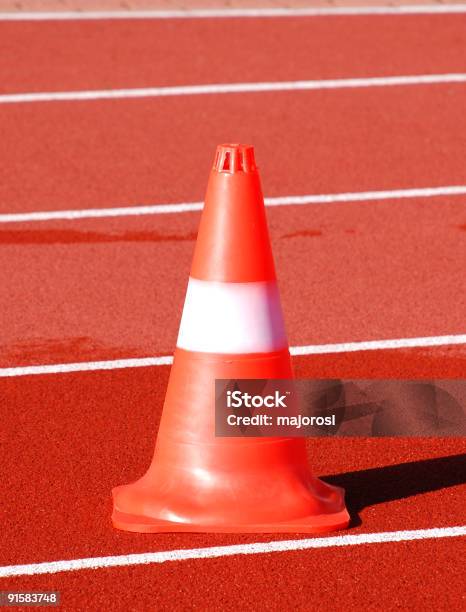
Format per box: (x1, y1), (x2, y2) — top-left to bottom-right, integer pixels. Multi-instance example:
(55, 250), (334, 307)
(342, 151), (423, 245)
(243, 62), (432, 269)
(213, 144), (257, 174)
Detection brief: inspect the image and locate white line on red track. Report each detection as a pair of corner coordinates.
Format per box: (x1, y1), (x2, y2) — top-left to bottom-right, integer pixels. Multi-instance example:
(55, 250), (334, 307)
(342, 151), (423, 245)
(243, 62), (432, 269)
(2, 185), (466, 223)
(0, 526), (464, 578)
(1, 334), (465, 378)
(1, 73), (466, 105)
(1, 5), (466, 21)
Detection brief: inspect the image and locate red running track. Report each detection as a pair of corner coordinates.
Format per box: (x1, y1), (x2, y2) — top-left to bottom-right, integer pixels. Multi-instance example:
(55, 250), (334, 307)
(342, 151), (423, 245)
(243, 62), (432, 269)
(0, 12), (465, 612)
(0, 353), (465, 566)
(2, 537), (464, 611)
(0, 198), (465, 366)
(0, 15), (466, 93)
(0, 351), (464, 611)
(2, 86), (466, 212)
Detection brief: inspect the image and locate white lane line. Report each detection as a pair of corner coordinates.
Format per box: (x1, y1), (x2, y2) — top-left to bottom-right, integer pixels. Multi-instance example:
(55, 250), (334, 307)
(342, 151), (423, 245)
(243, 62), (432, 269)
(1, 334), (465, 378)
(1, 73), (466, 105)
(0, 356), (173, 378)
(2, 185), (466, 224)
(290, 334), (466, 355)
(1, 5), (466, 21)
(0, 202), (203, 223)
(0, 526), (464, 578)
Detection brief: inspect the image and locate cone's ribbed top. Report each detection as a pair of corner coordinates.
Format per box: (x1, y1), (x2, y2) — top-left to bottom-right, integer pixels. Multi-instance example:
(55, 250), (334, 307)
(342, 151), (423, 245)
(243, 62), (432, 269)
(213, 144), (257, 174)
(191, 144), (276, 282)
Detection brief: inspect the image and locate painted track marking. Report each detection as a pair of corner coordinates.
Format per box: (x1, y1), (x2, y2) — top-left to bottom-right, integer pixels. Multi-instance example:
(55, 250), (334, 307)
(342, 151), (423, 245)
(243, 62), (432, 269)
(0, 526), (464, 578)
(1, 334), (465, 378)
(1, 5), (466, 21)
(2, 73), (466, 105)
(2, 185), (466, 224)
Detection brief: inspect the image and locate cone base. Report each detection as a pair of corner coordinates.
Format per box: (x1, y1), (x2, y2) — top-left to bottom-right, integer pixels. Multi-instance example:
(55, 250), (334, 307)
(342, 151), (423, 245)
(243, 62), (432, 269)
(111, 485), (350, 534)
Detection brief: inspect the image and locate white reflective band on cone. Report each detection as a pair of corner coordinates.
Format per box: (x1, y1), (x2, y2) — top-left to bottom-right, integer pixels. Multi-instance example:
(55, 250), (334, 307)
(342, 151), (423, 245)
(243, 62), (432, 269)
(176, 278), (287, 354)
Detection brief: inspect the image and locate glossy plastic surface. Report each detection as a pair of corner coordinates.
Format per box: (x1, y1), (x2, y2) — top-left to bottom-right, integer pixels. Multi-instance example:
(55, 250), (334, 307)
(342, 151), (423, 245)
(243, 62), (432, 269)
(112, 144), (349, 533)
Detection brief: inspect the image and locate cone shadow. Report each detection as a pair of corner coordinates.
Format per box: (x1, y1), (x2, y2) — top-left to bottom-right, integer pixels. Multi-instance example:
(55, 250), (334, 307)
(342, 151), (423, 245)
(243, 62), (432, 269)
(323, 453), (466, 527)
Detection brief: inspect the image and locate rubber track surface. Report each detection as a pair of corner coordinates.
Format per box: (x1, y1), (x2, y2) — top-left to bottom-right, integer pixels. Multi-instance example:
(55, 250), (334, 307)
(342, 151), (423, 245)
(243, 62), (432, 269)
(1, 199), (465, 365)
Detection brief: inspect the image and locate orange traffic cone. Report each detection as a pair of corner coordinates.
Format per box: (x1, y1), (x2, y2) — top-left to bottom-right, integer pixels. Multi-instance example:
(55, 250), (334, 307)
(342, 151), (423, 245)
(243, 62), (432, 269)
(112, 144), (349, 533)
